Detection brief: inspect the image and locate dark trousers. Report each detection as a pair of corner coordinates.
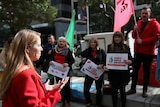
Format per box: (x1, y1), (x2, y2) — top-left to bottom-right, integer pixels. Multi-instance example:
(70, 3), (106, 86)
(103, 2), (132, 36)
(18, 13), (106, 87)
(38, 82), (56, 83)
(84, 74), (104, 106)
(56, 77), (71, 103)
(112, 84), (126, 107)
(131, 53), (153, 91)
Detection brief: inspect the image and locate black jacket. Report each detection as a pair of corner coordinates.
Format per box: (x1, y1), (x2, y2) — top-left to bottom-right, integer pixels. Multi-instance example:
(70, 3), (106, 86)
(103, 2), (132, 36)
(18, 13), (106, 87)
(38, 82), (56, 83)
(107, 44), (132, 85)
(49, 48), (75, 72)
(81, 47), (106, 65)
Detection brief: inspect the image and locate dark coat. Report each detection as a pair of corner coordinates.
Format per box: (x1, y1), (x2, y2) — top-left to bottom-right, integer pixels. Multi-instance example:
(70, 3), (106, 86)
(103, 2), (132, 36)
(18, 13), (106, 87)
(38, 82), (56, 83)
(107, 44), (132, 85)
(81, 47), (106, 65)
(48, 48), (75, 75)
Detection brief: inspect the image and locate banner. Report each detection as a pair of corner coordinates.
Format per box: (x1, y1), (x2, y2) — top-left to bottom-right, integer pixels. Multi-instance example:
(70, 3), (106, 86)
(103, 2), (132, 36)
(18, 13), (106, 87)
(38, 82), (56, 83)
(80, 59), (103, 80)
(65, 9), (76, 51)
(48, 61), (70, 78)
(106, 53), (128, 70)
(113, 0), (134, 31)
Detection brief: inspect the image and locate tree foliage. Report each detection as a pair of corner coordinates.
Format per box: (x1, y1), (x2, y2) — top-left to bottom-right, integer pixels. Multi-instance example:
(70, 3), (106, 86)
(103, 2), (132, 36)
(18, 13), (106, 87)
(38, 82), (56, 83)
(150, 0), (160, 22)
(79, 0), (160, 33)
(0, 0), (57, 34)
(78, 0), (113, 33)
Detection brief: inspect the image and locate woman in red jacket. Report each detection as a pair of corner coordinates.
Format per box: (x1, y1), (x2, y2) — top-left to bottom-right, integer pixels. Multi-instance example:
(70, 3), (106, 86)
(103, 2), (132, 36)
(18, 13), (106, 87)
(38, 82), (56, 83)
(0, 29), (69, 107)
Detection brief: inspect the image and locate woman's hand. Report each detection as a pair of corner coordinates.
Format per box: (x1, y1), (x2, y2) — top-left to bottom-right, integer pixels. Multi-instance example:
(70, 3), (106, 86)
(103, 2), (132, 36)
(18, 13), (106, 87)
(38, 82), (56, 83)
(63, 63), (69, 67)
(97, 64), (103, 69)
(45, 80), (59, 91)
(45, 77), (69, 92)
(49, 61), (54, 65)
(124, 60), (132, 65)
(103, 66), (109, 72)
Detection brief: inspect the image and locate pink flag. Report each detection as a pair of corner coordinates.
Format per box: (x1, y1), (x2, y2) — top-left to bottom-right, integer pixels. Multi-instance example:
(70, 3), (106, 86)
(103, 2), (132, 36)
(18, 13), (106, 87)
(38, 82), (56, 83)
(113, 0), (134, 32)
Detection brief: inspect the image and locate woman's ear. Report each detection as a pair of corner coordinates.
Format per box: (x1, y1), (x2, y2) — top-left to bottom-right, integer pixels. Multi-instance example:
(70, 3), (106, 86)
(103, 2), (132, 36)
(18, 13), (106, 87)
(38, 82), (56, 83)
(26, 48), (29, 54)
(26, 46), (30, 54)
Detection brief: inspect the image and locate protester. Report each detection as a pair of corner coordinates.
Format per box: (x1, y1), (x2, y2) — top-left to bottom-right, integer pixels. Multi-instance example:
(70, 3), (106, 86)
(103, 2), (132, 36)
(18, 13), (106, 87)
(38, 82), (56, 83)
(48, 36), (75, 107)
(37, 34), (56, 84)
(45, 34), (57, 85)
(0, 29), (69, 107)
(80, 37), (106, 107)
(126, 7), (160, 97)
(104, 31), (132, 107)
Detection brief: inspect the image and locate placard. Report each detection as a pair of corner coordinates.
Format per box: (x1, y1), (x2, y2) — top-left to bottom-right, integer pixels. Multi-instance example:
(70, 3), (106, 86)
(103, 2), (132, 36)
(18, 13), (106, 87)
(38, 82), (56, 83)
(106, 53), (128, 70)
(48, 61), (70, 78)
(80, 59), (103, 80)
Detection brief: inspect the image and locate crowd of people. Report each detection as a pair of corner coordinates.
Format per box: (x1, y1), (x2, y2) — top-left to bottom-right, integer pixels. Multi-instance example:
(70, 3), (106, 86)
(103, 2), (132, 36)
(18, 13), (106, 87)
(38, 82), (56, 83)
(0, 6), (160, 107)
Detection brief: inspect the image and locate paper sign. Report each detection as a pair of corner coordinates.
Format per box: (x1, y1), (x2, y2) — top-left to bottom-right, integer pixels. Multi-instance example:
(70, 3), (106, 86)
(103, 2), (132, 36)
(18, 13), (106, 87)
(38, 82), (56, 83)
(106, 53), (128, 70)
(80, 59), (103, 80)
(48, 61), (70, 78)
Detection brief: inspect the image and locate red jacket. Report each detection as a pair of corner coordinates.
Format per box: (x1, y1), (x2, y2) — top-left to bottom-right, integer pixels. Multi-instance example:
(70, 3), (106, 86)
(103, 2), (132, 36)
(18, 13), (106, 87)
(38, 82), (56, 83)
(2, 68), (61, 107)
(132, 18), (160, 55)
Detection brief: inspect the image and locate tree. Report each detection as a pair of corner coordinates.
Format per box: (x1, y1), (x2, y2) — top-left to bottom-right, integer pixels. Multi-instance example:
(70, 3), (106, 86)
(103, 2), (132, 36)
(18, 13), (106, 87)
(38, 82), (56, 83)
(0, 0), (57, 35)
(150, 0), (160, 22)
(78, 0), (114, 33)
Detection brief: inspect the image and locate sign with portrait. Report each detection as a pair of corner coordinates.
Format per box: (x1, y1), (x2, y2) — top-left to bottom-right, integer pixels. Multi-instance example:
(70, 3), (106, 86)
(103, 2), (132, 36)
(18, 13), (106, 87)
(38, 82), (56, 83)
(80, 59), (103, 80)
(48, 61), (70, 78)
(106, 53), (128, 70)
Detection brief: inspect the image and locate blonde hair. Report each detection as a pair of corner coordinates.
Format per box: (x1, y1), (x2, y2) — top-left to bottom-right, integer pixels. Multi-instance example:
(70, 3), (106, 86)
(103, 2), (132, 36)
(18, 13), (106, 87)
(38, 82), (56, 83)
(57, 36), (68, 47)
(88, 37), (99, 47)
(0, 29), (41, 99)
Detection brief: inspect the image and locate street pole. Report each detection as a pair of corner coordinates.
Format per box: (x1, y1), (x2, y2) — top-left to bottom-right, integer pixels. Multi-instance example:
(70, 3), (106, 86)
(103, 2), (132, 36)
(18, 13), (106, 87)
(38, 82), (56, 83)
(86, 0), (89, 34)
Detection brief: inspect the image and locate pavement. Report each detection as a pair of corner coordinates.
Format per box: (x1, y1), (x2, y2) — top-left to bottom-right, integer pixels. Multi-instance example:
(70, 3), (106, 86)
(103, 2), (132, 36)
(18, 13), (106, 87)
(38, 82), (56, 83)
(42, 69), (160, 107)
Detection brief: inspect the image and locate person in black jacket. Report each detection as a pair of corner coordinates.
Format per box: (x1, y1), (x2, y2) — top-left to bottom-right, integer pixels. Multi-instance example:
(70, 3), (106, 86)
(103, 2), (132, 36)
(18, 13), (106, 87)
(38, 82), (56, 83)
(104, 31), (132, 107)
(49, 36), (75, 107)
(81, 37), (106, 107)
(40, 34), (56, 84)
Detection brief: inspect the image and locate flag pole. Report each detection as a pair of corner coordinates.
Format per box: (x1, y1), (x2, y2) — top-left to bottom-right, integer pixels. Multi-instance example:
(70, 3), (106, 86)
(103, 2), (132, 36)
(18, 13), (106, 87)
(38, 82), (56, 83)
(133, 11), (140, 38)
(86, 0), (89, 34)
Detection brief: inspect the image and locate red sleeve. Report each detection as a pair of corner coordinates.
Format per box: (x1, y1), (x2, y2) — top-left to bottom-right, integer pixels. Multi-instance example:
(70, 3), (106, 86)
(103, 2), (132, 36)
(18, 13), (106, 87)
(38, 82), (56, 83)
(141, 20), (159, 45)
(14, 70), (61, 107)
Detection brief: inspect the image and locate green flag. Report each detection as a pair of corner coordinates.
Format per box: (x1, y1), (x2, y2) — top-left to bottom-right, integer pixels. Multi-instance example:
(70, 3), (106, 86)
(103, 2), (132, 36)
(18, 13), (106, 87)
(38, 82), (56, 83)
(65, 9), (76, 51)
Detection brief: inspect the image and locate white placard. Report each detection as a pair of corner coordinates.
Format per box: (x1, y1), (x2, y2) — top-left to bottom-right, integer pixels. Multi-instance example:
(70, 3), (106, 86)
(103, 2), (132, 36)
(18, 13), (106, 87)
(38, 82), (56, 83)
(48, 61), (70, 78)
(80, 59), (103, 80)
(106, 53), (128, 70)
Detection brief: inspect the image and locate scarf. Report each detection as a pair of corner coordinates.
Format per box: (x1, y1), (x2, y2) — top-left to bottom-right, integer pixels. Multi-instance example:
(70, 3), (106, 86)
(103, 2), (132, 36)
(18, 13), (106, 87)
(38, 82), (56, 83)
(55, 45), (68, 56)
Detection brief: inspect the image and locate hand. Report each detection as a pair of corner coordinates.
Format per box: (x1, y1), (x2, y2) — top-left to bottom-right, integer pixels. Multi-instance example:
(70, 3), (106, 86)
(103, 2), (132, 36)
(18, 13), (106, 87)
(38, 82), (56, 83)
(97, 64), (103, 69)
(103, 66), (109, 71)
(124, 60), (132, 65)
(134, 25), (138, 30)
(49, 61), (54, 65)
(136, 38), (142, 44)
(44, 79), (59, 91)
(63, 63), (69, 67)
(45, 77), (69, 92)
(58, 77), (69, 92)
(48, 50), (52, 55)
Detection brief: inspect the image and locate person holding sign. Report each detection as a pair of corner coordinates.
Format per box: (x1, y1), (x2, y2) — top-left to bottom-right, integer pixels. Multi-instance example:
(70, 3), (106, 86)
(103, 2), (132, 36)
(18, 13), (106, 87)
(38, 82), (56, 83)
(105, 31), (132, 107)
(0, 29), (69, 107)
(48, 36), (74, 107)
(126, 7), (160, 97)
(80, 37), (106, 107)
